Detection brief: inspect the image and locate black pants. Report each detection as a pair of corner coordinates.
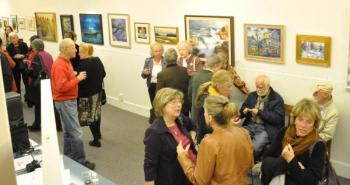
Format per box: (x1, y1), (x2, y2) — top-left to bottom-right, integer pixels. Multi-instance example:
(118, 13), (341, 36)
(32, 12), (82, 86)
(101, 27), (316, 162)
(32, 102), (62, 129)
(12, 67), (25, 94)
(148, 83), (157, 124)
(89, 118), (101, 140)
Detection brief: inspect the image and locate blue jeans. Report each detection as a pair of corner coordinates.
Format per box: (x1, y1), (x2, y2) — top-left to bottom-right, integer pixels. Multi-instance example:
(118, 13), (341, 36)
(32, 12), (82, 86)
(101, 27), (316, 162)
(55, 100), (86, 164)
(244, 122), (270, 159)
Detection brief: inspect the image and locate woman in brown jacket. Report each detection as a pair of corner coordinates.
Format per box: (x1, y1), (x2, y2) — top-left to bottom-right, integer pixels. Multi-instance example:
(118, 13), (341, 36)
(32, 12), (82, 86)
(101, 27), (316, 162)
(177, 95), (254, 185)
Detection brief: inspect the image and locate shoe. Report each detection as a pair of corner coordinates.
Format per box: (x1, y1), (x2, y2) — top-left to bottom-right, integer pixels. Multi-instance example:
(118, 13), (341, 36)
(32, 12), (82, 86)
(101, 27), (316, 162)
(83, 160), (96, 170)
(28, 125), (41, 131)
(89, 140), (101, 147)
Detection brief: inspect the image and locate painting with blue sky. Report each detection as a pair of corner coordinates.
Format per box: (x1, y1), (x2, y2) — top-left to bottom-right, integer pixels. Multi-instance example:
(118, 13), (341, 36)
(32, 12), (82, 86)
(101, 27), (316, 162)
(79, 14), (104, 45)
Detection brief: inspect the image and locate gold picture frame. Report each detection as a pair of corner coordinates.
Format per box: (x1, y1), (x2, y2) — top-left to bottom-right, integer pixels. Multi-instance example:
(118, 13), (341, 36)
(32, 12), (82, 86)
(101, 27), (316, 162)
(134, 22), (150, 44)
(296, 35), (331, 67)
(244, 24), (285, 64)
(154, 26), (179, 45)
(35, 12), (58, 42)
(107, 13), (131, 48)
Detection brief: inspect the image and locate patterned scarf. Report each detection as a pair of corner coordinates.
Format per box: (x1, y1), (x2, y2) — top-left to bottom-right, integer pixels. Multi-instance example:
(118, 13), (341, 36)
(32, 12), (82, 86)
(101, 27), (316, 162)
(252, 89), (270, 124)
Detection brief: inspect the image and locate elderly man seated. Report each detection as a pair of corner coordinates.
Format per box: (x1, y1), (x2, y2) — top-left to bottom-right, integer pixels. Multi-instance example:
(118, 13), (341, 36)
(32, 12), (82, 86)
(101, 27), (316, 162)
(240, 75), (285, 159)
(313, 82), (339, 142)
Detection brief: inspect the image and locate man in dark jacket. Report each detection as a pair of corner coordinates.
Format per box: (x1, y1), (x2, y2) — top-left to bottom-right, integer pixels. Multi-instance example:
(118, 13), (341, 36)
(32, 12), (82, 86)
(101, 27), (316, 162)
(156, 48), (190, 116)
(240, 74), (285, 159)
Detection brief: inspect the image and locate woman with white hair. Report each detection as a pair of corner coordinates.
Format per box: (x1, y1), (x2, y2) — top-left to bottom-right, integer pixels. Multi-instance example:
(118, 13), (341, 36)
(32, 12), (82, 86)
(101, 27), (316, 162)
(176, 41), (203, 76)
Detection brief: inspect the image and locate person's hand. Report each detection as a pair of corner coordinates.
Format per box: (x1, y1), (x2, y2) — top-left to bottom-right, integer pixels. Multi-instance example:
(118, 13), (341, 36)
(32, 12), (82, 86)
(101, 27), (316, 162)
(298, 162), (305, 169)
(176, 141), (190, 155)
(281, 144), (295, 163)
(243, 108), (250, 114)
(143, 68), (150, 75)
(74, 71), (78, 76)
(77, 71), (87, 81)
(231, 116), (241, 125)
(250, 108), (259, 115)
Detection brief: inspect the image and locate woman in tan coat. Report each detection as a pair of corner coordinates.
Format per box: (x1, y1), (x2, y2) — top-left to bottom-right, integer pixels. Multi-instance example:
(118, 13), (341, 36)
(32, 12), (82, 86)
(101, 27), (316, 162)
(177, 95), (254, 185)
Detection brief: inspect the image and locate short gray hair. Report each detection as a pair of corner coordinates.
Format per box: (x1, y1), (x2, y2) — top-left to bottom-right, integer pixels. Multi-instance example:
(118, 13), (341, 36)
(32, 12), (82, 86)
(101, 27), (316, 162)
(164, 48), (178, 65)
(205, 54), (223, 69)
(31, 39), (44, 51)
(177, 41), (193, 53)
(256, 74), (270, 87)
(59, 38), (74, 54)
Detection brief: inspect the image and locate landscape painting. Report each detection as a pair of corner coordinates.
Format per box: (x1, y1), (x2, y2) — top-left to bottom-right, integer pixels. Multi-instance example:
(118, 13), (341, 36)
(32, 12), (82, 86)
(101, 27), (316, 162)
(154, 26), (179, 45)
(244, 24), (284, 63)
(79, 14), (104, 45)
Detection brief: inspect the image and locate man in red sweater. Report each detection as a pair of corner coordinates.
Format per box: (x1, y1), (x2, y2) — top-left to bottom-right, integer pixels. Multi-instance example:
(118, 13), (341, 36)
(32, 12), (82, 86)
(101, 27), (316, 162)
(51, 38), (95, 170)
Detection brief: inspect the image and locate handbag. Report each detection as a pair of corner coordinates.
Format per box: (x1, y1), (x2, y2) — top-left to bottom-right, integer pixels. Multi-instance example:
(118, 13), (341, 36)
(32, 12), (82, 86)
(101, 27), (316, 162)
(100, 82), (107, 105)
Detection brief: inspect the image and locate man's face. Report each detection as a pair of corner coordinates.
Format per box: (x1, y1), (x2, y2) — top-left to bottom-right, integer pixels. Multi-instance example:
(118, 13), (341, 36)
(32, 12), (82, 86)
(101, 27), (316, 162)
(256, 80), (269, 96)
(65, 43), (77, 59)
(313, 90), (329, 104)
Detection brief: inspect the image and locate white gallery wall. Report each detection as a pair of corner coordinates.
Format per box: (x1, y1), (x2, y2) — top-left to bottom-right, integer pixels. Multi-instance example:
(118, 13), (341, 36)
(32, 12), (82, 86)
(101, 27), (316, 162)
(2, 0), (350, 178)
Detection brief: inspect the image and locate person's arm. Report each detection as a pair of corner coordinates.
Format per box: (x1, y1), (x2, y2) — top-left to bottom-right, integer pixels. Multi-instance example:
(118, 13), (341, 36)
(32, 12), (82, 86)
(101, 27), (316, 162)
(141, 58), (150, 79)
(52, 65), (81, 93)
(319, 110), (339, 142)
(240, 95), (252, 118)
(286, 142), (326, 185)
(3, 51), (16, 68)
(258, 96), (285, 126)
(143, 128), (161, 184)
(177, 137), (217, 185)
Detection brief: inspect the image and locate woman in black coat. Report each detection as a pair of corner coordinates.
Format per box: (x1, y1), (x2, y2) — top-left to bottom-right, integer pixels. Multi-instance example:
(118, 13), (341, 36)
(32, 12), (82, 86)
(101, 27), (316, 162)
(261, 98), (326, 185)
(144, 88), (196, 185)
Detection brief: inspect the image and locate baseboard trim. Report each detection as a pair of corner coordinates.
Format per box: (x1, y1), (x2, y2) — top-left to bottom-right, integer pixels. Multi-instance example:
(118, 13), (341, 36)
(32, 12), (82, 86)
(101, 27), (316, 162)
(331, 159), (350, 178)
(107, 96), (149, 117)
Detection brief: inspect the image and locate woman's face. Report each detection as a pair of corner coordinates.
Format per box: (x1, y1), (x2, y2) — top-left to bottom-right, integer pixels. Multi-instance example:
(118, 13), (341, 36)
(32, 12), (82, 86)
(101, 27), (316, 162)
(163, 98), (182, 119)
(178, 46), (190, 58)
(152, 47), (163, 59)
(204, 108), (212, 126)
(79, 49), (89, 59)
(217, 82), (233, 97)
(5, 27), (12, 34)
(295, 115), (315, 137)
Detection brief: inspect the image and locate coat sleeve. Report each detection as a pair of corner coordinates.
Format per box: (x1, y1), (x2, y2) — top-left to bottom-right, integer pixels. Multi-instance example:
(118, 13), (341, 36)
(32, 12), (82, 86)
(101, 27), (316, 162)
(177, 137), (217, 185)
(143, 128), (161, 181)
(141, 58), (150, 79)
(286, 142), (326, 185)
(319, 110), (339, 142)
(51, 64), (80, 93)
(258, 96), (285, 126)
(240, 95), (252, 119)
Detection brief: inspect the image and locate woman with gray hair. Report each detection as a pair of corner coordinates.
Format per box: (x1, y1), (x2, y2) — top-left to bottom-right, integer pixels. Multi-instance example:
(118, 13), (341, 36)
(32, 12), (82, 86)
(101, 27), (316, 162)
(156, 48), (191, 116)
(25, 38), (61, 131)
(176, 41), (203, 76)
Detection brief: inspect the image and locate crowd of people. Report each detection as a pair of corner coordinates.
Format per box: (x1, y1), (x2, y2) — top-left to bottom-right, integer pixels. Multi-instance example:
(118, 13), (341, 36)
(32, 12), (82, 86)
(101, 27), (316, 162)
(0, 26), (340, 185)
(141, 41), (339, 185)
(0, 28), (106, 170)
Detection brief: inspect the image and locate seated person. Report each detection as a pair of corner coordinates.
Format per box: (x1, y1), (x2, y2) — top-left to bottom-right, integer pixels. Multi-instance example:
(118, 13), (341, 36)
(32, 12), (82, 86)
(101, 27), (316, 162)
(240, 74), (285, 159)
(177, 95), (253, 185)
(312, 83), (339, 142)
(261, 98), (326, 185)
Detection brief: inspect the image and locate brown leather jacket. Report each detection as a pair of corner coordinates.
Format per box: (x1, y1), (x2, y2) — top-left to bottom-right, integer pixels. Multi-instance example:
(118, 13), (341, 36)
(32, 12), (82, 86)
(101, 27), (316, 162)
(178, 126), (254, 185)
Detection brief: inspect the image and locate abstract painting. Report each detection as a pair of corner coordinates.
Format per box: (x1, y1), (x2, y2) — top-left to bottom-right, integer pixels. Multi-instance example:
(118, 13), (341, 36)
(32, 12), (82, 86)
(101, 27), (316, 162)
(79, 14), (104, 45)
(107, 13), (130, 48)
(35, 12), (58, 42)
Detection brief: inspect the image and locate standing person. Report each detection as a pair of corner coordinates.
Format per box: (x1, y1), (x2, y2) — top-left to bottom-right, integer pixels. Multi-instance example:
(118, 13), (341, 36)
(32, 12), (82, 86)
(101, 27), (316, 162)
(78, 43), (106, 147)
(6, 32), (28, 95)
(25, 39), (62, 131)
(177, 95), (254, 185)
(144, 88), (196, 185)
(64, 31), (80, 71)
(176, 41), (203, 76)
(51, 38), (95, 169)
(0, 38), (17, 92)
(261, 99), (326, 185)
(141, 43), (166, 124)
(156, 48), (191, 116)
(1, 26), (13, 47)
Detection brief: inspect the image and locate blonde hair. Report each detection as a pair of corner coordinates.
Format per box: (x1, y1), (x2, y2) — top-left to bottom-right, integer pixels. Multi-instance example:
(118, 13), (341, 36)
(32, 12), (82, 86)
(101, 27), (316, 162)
(80, 43), (94, 56)
(177, 41), (193, 53)
(204, 95), (238, 125)
(153, 88), (184, 117)
(150, 43), (164, 57)
(195, 70), (233, 105)
(289, 98), (321, 128)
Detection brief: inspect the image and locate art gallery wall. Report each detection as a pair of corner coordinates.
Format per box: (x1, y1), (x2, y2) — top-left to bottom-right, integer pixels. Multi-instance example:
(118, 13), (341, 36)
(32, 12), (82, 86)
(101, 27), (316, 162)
(2, 0), (350, 178)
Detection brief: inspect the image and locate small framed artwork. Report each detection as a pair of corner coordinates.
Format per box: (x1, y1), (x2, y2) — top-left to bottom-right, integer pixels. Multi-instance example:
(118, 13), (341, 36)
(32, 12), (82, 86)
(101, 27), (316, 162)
(296, 35), (331, 67)
(60, 15), (74, 38)
(2, 17), (9, 27)
(18, 18), (25, 30)
(107, 13), (131, 48)
(35, 12), (58, 42)
(154, 26), (179, 45)
(26, 16), (36, 31)
(134, 22), (150, 44)
(0, 18), (2, 29)
(244, 24), (285, 64)
(10, 15), (18, 32)
(80, 14), (104, 45)
(185, 15), (235, 66)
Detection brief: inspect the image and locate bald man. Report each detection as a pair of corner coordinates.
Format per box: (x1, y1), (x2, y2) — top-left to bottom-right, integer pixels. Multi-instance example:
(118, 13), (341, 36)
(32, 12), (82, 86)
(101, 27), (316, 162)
(240, 75), (285, 159)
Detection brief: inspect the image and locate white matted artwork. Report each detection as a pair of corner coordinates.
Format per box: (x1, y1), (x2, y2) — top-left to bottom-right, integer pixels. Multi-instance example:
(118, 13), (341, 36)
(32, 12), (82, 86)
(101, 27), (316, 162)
(26, 16), (36, 31)
(18, 18), (26, 30)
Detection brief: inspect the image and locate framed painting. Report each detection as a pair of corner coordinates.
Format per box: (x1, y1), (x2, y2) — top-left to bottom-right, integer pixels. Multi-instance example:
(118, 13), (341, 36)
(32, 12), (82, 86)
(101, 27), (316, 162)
(80, 14), (104, 45)
(154, 26), (179, 45)
(185, 15), (234, 66)
(35, 12), (58, 42)
(0, 18), (2, 29)
(2, 17), (9, 28)
(134, 22), (150, 44)
(244, 24), (285, 64)
(107, 13), (131, 48)
(60, 15), (74, 38)
(18, 18), (25, 30)
(26, 16), (36, 31)
(10, 15), (17, 32)
(296, 35), (331, 67)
